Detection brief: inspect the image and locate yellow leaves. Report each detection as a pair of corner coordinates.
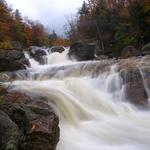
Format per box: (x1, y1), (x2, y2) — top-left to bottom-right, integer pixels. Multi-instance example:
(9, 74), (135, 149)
(52, 37), (71, 47)
(0, 40), (12, 49)
(144, 5), (150, 13)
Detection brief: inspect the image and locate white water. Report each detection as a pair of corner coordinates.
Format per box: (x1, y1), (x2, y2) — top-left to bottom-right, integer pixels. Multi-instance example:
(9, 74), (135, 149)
(5, 47), (150, 150)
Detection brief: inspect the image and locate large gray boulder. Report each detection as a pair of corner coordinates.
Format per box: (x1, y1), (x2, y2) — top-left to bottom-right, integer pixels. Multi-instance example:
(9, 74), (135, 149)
(0, 49), (29, 72)
(121, 46), (140, 58)
(142, 43), (150, 55)
(51, 46), (65, 53)
(120, 69), (148, 105)
(119, 57), (150, 106)
(26, 46), (47, 64)
(69, 42), (95, 61)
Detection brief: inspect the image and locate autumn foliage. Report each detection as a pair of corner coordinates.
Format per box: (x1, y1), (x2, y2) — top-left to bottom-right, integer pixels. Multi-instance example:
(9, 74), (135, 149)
(66, 0), (150, 57)
(0, 0), (69, 49)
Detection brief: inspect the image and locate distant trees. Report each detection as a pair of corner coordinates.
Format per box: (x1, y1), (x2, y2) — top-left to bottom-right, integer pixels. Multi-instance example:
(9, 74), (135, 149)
(0, 0), (13, 47)
(0, 0), (70, 49)
(66, 0), (150, 57)
(128, 0), (150, 46)
(49, 30), (70, 46)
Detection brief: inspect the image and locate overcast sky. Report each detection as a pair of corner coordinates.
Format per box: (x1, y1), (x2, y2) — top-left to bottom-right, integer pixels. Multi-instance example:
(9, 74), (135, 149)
(6, 0), (84, 36)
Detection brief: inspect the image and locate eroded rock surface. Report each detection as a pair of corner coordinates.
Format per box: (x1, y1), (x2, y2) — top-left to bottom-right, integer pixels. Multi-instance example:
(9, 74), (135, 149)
(0, 49), (29, 72)
(69, 42), (95, 61)
(119, 56), (150, 106)
(0, 87), (59, 150)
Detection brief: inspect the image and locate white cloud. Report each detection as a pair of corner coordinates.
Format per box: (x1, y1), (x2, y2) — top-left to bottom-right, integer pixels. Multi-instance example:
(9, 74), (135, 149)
(6, 0), (84, 35)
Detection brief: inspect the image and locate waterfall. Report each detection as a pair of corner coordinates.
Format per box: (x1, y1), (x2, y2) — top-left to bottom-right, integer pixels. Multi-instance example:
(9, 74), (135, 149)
(24, 51), (40, 68)
(139, 58), (150, 100)
(46, 47), (73, 65)
(24, 47), (73, 68)
(4, 47), (150, 150)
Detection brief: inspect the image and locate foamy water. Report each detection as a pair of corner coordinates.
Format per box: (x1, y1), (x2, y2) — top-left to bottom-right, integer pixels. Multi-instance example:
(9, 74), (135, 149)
(5, 47), (150, 150)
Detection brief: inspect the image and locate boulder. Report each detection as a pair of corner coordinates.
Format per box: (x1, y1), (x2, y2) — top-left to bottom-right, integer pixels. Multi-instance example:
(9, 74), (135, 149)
(92, 41), (105, 57)
(141, 43), (150, 56)
(26, 46), (47, 64)
(121, 46), (140, 58)
(69, 42), (95, 61)
(0, 110), (20, 150)
(120, 69), (148, 105)
(51, 46), (65, 53)
(0, 49), (29, 72)
(119, 57), (150, 106)
(11, 41), (22, 50)
(0, 87), (59, 150)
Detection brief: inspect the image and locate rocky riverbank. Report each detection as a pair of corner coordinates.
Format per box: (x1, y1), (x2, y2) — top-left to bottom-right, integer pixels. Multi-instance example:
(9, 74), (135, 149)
(0, 45), (150, 149)
(0, 54), (150, 106)
(0, 86), (59, 150)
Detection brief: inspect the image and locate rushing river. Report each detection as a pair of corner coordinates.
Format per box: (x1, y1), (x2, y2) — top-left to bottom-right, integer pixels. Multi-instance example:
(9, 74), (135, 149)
(5, 47), (150, 150)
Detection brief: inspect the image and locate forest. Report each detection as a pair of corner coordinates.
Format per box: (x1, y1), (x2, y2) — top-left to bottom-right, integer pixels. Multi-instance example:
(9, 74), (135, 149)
(0, 0), (150, 57)
(0, 0), (70, 49)
(66, 0), (150, 57)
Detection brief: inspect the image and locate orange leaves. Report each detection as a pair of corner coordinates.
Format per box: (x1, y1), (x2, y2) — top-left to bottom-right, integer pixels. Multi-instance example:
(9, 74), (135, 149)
(0, 0), (69, 48)
(31, 123), (37, 130)
(52, 37), (71, 46)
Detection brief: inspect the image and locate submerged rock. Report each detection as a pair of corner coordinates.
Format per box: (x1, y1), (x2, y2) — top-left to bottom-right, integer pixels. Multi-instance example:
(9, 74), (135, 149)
(0, 87), (59, 150)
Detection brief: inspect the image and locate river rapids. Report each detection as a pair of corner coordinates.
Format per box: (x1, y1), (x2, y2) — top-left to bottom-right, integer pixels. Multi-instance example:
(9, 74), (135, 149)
(4, 47), (150, 150)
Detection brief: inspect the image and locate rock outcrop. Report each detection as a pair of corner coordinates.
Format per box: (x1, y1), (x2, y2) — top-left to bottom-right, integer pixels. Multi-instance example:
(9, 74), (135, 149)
(121, 46), (140, 58)
(119, 57), (150, 106)
(0, 109), (20, 150)
(26, 46), (47, 64)
(69, 42), (95, 61)
(0, 49), (29, 72)
(51, 46), (65, 53)
(0, 55), (150, 107)
(0, 87), (59, 150)
(142, 43), (150, 56)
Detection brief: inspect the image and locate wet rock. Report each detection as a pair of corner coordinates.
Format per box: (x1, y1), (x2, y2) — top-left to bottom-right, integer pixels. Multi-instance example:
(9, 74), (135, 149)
(0, 49), (29, 72)
(51, 46), (65, 53)
(26, 46), (47, 64)
(26, 111), (59, 150)
(120, 69), (148, 105)
(0, 110), (20, 150)
(142, 43), (150, 56)
(121, 46), (140, 58)
(69, 42), (95, 61)
(92, 41), (105, 57)
(0, 87), (59, 150)
(11, 41), (22, 50)
(119, 57), (150, 106)
(95, 55), (108, 60)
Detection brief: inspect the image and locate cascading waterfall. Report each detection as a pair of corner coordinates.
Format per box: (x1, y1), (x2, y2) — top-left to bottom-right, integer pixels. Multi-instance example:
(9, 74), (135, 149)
(4, 47), (150, 150)
(24, 51), (40, 68)
(45, 47), (72, 65)
(24, 47), (73, 68)
(139, 59), (150, 100)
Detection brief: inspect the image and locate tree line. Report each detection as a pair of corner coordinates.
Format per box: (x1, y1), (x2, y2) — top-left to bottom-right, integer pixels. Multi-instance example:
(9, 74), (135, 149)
(0, 0), (70, 49)
(66, 0), (150, 57)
